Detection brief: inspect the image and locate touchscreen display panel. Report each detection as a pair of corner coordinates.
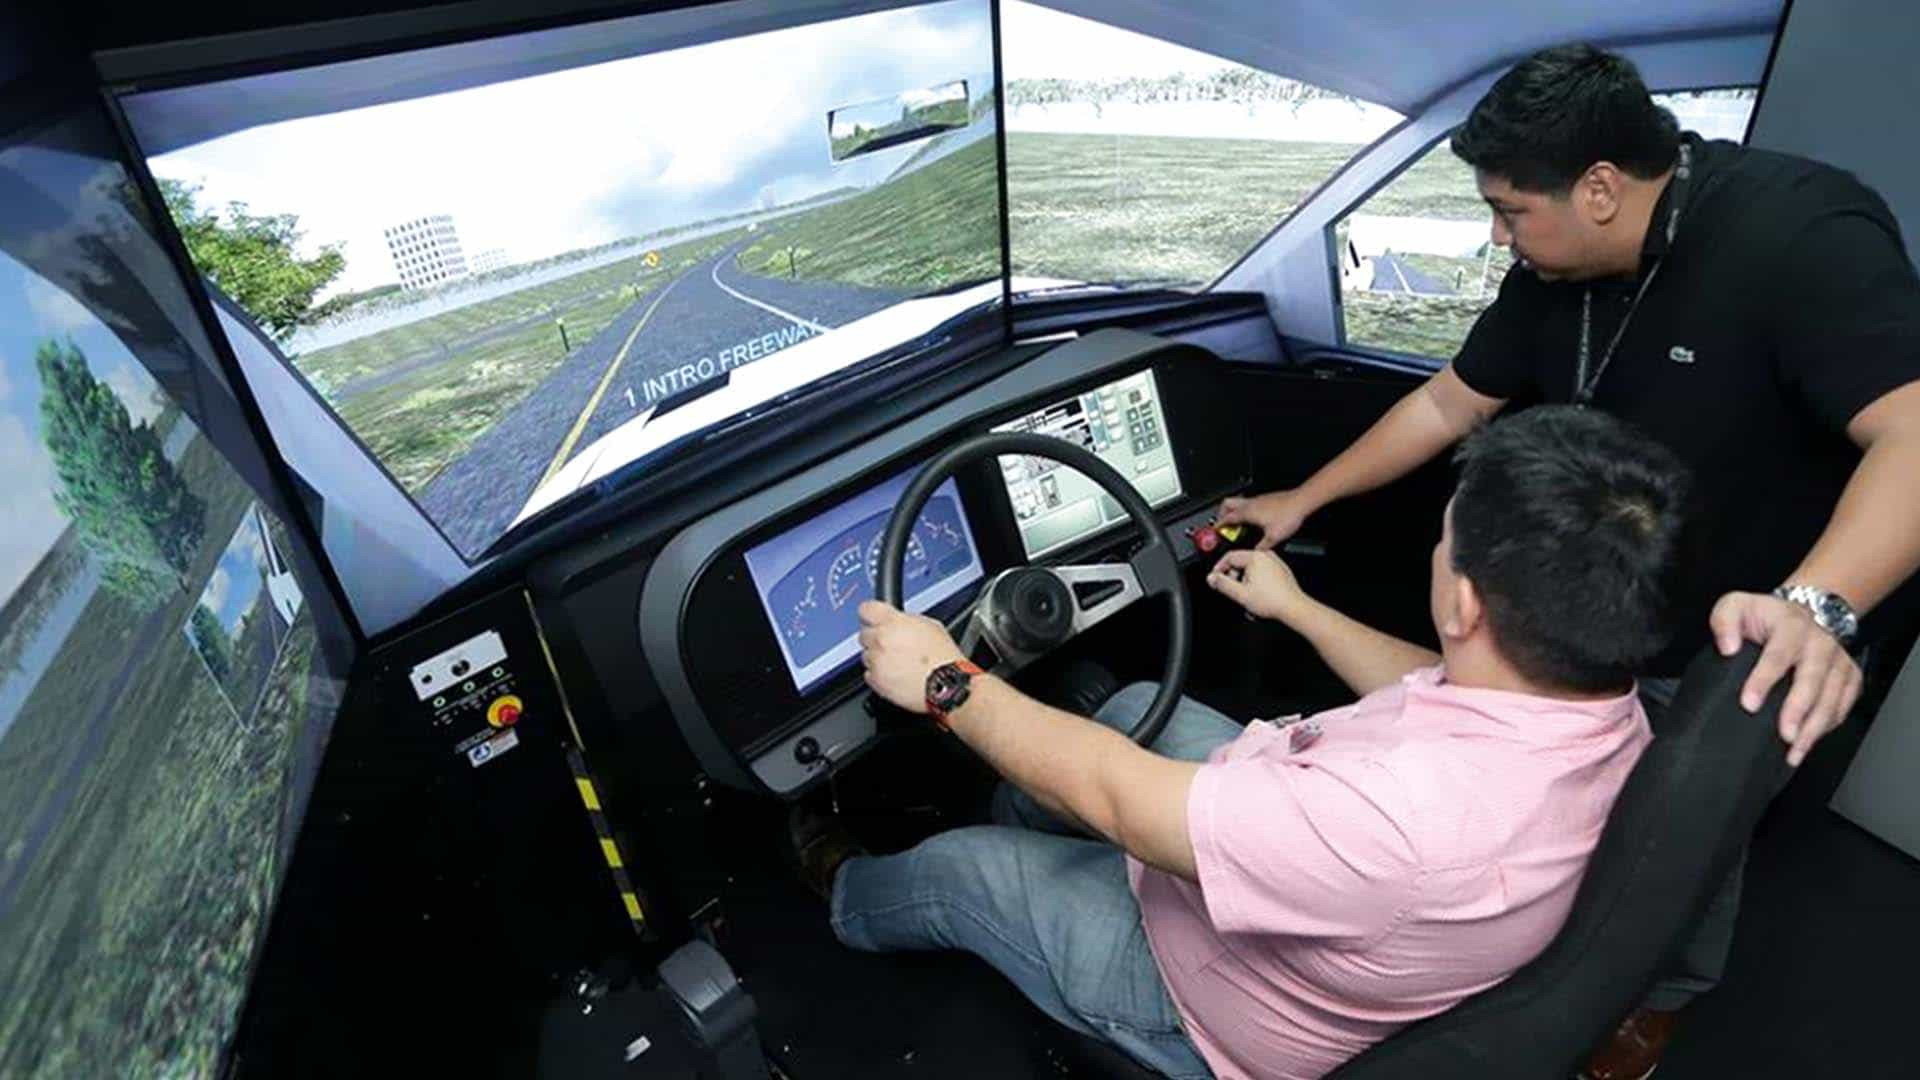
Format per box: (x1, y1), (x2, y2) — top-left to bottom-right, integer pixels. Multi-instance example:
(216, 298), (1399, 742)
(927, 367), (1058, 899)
(744, 468), (983, 694)
(994, 369), (1181, 558)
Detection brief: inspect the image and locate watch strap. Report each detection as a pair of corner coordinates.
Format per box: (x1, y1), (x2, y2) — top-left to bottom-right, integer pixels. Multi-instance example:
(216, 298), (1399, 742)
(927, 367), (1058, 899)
(1773, 584), (1859, 645)
(926, 659), (985, 728)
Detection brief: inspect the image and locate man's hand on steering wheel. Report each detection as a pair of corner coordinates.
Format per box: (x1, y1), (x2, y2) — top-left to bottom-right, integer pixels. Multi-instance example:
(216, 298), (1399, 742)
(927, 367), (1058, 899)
(876, 429), (1192, 746)
(858, 601), (963, 716)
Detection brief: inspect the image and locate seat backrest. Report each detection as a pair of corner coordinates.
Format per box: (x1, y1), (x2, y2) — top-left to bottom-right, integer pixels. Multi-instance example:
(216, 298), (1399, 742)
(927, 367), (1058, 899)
(1329, 643), (1792, 1079)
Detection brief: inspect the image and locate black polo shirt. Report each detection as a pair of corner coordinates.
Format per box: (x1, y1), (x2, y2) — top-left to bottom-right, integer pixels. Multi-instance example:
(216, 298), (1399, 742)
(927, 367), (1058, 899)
(1454, 133), (1920, 675)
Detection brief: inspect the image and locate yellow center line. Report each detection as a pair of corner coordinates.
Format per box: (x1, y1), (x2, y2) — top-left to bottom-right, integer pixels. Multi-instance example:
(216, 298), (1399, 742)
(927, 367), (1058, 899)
(536, 272), (684, 489)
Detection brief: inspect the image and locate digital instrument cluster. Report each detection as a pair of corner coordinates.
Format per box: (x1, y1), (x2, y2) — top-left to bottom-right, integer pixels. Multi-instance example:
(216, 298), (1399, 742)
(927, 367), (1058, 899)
(743, 469), (983, 694)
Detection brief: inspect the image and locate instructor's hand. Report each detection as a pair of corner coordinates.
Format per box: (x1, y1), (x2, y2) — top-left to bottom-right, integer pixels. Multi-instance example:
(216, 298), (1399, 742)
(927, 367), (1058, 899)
(1709, 591), (1863, 768)
(1207, 549), (1314, 625)
(1218, 489), (1316, 551)
(858, 601), (964, 715)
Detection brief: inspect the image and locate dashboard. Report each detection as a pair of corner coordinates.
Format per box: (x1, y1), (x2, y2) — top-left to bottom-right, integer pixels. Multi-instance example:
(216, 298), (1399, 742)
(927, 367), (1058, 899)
(624, 329), (1247, 797)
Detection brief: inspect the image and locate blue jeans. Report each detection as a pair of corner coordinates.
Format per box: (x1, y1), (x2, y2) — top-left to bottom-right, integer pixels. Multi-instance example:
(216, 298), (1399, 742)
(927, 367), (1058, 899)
(830, 684), (1240, 1079)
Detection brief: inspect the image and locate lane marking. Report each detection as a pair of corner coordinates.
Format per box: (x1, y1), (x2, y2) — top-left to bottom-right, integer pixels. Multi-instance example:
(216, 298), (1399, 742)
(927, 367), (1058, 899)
(537, 272), (684, 489)
(709, 252), (832, 335)
(1388, 257), (1413, 294)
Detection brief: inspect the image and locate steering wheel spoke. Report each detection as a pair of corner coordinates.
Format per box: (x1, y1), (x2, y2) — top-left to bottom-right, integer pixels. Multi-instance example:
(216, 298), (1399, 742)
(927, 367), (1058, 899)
(1052, 562), (1146, 635)
(952, 605), (1016, 676)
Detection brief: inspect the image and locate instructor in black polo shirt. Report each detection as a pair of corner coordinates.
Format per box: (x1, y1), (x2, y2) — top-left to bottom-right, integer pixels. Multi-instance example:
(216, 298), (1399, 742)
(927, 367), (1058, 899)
(1219, 44), (1920, 1079)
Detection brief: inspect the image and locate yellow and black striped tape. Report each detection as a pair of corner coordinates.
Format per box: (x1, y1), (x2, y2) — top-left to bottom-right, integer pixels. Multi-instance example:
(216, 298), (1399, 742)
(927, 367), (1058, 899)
(565, 747), (651, 937)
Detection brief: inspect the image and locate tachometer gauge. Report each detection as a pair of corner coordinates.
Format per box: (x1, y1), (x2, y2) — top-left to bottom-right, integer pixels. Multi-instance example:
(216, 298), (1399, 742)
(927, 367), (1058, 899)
(866, 531), (927, 588)
(826, 544), (867, 609)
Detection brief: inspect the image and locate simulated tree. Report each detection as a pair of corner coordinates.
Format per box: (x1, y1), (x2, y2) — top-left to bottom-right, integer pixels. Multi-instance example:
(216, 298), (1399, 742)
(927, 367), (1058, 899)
(157, 178), (347, 344)
(188, 602), (233, 685)
(37, 338), (207, 608)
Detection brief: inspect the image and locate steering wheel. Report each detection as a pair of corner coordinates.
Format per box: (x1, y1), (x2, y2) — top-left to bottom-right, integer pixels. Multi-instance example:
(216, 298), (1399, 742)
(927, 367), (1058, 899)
(876, 432), (1191, 745)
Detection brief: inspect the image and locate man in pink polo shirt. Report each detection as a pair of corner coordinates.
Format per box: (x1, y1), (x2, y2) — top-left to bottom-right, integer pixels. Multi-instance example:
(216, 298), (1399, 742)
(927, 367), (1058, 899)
(826, 406), (1688, 1078)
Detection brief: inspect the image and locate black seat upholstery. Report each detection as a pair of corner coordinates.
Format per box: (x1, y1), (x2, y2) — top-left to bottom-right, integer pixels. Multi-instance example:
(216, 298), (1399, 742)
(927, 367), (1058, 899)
(1057, 644), (1790, 1078)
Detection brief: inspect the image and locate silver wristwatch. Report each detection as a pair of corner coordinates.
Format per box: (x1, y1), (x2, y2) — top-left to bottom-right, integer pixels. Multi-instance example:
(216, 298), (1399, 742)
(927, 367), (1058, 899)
(1773, 584), (1860, 646)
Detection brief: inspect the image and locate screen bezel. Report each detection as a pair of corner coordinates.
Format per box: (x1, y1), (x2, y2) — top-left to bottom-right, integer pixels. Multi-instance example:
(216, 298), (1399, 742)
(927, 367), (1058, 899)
(681, 453), (1018, 757)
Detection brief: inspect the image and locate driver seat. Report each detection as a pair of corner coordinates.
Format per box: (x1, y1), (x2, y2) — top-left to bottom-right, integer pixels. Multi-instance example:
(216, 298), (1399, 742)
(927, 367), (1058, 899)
(1056, 643), (1791, 1078)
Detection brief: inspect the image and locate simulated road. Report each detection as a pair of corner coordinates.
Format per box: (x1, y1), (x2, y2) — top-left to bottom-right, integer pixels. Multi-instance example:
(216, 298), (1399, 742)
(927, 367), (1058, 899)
(420, 244), (906, 554)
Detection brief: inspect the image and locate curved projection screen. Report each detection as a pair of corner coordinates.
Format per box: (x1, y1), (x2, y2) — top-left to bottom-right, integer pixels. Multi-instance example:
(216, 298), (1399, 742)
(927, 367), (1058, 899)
(0, 131), (347, 1075)
(127, 0), (1005, 560)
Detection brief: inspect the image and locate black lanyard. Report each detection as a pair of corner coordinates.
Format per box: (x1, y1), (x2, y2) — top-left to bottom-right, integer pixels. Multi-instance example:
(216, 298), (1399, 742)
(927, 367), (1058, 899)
(1573, 142), (1693, 406)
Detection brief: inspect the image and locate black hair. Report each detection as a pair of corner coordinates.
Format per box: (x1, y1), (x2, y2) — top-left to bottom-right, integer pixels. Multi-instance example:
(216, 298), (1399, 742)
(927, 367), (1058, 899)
(1450, 406), (1692, 694)
(1451, 44), (1681, 194)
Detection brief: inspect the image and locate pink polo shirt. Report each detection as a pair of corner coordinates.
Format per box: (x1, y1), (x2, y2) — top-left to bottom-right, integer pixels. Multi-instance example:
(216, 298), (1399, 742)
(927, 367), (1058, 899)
(1130, 666), (1651, 1080)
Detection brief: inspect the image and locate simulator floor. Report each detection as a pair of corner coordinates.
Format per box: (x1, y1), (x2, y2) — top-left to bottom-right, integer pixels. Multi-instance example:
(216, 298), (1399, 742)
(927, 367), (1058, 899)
(725, 689), (1920, 1079)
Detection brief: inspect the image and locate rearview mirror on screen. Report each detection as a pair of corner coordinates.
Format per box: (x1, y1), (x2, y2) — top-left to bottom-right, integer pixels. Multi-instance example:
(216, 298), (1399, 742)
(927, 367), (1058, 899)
(828, 79), (970, 162)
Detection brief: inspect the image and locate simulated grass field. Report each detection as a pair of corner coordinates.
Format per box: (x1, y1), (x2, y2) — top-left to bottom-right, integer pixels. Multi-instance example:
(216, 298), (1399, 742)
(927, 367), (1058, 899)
(735, 136), (1002, 290)
(293, 229), (746, 495)
(732, 130), (1504, 360)
(297, 130), (1505, 504)
(0, 434), (322, 1079)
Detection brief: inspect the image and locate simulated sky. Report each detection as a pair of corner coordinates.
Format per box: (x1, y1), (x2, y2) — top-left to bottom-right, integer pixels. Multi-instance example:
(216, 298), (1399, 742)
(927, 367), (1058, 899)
(149, 1), (995, 296)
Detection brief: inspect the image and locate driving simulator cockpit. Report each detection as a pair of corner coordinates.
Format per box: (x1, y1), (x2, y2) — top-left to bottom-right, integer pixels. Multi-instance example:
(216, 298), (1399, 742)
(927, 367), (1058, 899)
(4, 0), (1919, 1077)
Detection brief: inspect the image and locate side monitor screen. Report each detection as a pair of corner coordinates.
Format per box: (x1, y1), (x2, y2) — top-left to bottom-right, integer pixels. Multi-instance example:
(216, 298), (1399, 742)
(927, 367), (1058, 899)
(995, 369), (1181, 558)
(0, 240), (342, 1073)
(744, 468), (983, 695)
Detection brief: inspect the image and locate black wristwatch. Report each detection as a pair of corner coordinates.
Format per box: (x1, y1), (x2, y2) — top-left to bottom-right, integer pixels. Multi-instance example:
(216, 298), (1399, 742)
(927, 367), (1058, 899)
(925, 659), (984, 728)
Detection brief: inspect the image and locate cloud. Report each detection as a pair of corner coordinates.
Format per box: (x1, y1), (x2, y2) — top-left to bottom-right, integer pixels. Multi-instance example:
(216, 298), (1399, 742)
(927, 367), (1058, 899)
(0, 414), (70, 604)
(146, 2), (995, 294)
(102, 361), (164, 426)
(0, 359), (11, 403)
(202, 563), (233, 620)
(22, 274), (95, 336)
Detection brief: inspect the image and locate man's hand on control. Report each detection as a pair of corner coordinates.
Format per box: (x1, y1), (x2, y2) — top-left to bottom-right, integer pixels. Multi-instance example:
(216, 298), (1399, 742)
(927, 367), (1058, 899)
(1207, 549), (1315, 625)
(857, 601), (964, 715)
(1709, 591), (1864, 768)
(1217, 489), (1316, 551)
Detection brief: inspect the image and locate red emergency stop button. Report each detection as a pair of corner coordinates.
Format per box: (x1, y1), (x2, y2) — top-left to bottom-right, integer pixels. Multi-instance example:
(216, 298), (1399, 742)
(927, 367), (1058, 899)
(487, 694), (523, 729)
(1192, 525), (1220, 553)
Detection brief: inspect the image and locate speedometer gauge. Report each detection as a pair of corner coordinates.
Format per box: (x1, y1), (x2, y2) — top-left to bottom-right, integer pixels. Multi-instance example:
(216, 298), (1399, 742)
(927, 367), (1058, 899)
(866, 531), (927, 588)
(826, 544), (866, 609)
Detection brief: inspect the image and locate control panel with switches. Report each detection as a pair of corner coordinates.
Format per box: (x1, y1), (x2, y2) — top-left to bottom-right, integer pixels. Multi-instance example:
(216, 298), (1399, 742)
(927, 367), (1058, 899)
(409, 629), (528, 767)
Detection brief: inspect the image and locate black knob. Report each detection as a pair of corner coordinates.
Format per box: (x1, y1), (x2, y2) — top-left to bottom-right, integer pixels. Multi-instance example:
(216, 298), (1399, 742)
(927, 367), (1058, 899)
(794, 736), (822, 764)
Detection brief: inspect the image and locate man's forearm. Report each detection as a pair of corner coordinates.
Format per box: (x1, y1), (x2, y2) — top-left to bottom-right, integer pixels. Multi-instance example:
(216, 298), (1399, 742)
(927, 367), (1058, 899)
(1285, 599), (1440, 697)
(1296, 367), (1497, 512)
(944, 675), (1130, 829)
(943, 675), (1202, 878)
(1789, 423), (1920, 614)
